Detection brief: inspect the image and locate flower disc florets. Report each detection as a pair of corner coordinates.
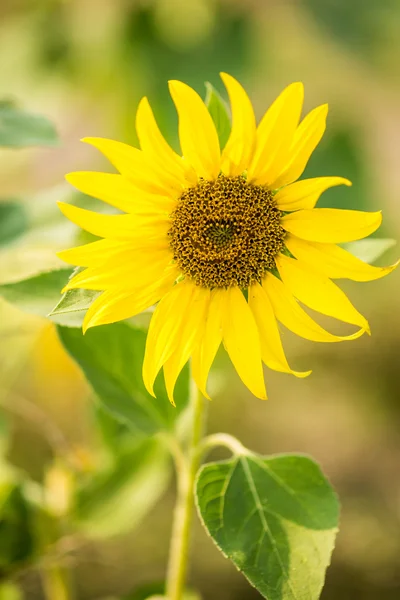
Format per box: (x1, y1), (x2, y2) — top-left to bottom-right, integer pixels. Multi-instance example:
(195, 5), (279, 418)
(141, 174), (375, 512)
(168, 175), (286, 289)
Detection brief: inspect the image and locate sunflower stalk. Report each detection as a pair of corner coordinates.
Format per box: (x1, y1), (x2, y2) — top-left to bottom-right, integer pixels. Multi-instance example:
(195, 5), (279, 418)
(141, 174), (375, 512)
(165, 379), (206, 600)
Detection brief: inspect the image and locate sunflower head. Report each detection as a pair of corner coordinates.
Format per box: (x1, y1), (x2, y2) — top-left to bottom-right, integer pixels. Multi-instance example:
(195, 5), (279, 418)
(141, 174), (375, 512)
(58, 73), (398, 403)
(168, 174), (286, 289)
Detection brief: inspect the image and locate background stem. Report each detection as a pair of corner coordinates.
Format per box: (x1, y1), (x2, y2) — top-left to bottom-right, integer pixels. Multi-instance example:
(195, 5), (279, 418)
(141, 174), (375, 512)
(165, 382), (205, 600)
(41, 563), (73, 600)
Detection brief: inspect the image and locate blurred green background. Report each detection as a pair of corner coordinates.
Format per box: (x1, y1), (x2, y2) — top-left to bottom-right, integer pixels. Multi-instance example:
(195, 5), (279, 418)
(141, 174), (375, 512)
(1, 0), (400, 598)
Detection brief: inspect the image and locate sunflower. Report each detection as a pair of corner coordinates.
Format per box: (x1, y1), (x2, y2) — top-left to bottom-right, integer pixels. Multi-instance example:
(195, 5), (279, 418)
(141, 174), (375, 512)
(58, 73), (397, 403)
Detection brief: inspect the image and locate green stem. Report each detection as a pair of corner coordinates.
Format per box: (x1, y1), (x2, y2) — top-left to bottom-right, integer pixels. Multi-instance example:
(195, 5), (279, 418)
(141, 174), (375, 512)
(166, 380), (206, 600)
(197, 432), (250, 459)
(41, 563), (73, 600)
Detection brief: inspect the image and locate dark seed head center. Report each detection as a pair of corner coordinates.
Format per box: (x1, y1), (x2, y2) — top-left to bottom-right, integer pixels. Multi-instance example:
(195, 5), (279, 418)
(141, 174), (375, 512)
(168, 175), (286, 289)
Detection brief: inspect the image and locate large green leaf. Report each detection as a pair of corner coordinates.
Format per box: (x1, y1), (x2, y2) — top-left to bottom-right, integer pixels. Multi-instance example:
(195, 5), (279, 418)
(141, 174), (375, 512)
(0, 102), (58, 148)
(196, 453), (339, 600)
(205, 82), (231, 150)
(57, 323), (189, 434)
(74, 438), (170, 538)
(0, 202), (28, 247)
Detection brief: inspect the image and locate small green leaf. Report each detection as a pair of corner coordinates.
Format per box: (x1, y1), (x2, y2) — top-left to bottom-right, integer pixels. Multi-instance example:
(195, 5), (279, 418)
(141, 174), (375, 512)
(57, 322), (189, 434)
(196, 453), (339, 600)
(74, 438), (170, 538)
(0, 103), (58, 147)
(0, 268), (73, 321)
(343, 238), (396, 264)
(205, 82), (231, 149)
(49, 286), (99, 327)
(0, 202), (28, 247)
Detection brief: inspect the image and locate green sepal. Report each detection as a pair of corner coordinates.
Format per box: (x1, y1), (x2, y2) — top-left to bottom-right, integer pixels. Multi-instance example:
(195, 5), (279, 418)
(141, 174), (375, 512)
(205, 82), (231, 149)
(343, 238), (396, 264)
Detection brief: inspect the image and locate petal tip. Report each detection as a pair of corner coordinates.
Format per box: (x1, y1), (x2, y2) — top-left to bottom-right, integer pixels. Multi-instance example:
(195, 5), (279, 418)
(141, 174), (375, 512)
(219, 71), (234, 84)
(294, 369), (312, 379)
(168, 80), (182, 93)
(57, 201), (70, 215)
(167, 395), (176, 407)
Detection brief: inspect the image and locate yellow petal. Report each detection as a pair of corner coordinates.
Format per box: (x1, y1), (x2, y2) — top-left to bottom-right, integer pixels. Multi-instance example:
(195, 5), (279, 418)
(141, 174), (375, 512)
(82, 264), (178, 333)
(168, 80), (220, 180)
(221, 287), (267, 399)
(285, 235), (399, 281)
(57, 236), (169, 268)
(57, 239), (127, 267)
(281, 208), (382, 243)
(63, 249), (172, 291)
(82, 137), (183, 196)
(264, 272), (365, 343)
(66, 171), (175, 214)
(271, 104), (328, 189)
(136, 97), (196, 186)
(57, 202), (170, 241)
(275, 177), (352, 211)
(248, 282), (311, 378)
(276, 254), (370, 333)
(247, 82), (304, 185)
(220, 73), (256, 176)
(142, 281), (196, 397)
(191, 289), (224, 399)
(163, 287), (210, 404)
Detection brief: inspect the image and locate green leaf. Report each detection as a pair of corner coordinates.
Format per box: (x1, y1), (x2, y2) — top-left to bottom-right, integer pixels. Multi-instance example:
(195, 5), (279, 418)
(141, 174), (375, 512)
(57, 322), (189, 434)
(343, 238), (396, 264)
(205, 82), (231, 149)
(0, 103), (58, 147)
(0, 268), (75, 322)
(0, 202), (28, 247)
(49, 286), (99, 327)
(196, 453), (339, 600)
(74, 438), (170, 538)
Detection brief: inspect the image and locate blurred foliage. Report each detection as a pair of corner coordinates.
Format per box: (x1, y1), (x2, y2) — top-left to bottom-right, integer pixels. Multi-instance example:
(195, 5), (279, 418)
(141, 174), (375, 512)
(0, 203), (28, 248)
(303, 0), (400, 60)
(0, 483), (36, 577)
(0, 101), (58, 148)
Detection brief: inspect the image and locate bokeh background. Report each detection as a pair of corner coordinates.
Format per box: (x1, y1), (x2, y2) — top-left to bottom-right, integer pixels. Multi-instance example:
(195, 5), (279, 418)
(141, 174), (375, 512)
(1, 0), (400, 598)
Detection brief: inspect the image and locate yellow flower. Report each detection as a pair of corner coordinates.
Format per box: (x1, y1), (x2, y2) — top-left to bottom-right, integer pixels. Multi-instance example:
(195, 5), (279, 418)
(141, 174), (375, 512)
(58, 73), (397, 403)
